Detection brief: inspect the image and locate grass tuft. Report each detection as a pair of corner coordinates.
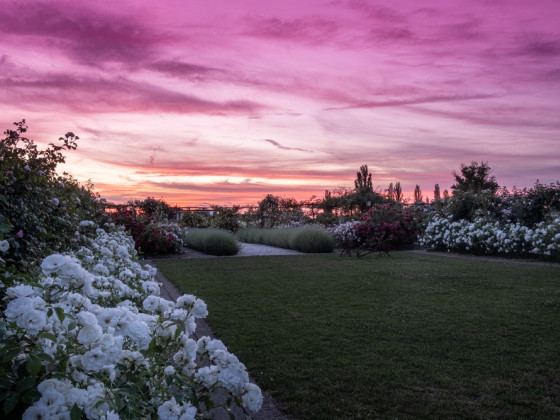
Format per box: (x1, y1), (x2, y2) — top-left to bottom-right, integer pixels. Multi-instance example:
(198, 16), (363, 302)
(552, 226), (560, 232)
(184, 228), (240, 256)
(237, 227), (334, 253)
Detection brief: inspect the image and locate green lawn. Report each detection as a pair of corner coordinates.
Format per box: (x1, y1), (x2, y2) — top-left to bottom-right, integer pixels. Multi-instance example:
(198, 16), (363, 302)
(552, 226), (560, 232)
(156, 253), (560, 419)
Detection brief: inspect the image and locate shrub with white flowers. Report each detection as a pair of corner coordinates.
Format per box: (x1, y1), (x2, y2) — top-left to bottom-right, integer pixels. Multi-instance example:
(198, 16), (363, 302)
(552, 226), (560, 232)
(328, 221), (362, 254)
(420, 216), (560, 260)
(0, 227), (262, 419)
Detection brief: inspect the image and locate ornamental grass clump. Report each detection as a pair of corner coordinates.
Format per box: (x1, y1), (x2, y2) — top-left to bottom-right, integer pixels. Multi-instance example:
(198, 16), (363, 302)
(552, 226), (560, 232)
(288, 227), (335, 253)
(185, 228), (240, 256)
(237, 227), (335, 253)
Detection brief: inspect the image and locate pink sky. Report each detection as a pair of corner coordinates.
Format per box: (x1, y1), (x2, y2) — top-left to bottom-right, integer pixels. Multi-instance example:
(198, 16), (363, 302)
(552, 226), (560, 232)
(2, 0), (559, 206)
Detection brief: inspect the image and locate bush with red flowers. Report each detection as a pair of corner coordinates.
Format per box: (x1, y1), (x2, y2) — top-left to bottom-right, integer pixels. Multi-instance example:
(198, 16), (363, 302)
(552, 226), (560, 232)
(111, 208), (183, 256)
(354, 203), (422, 255)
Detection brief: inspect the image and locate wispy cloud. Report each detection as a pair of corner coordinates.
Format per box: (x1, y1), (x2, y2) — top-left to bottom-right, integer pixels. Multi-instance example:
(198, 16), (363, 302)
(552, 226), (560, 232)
(264, 139), (313, 153)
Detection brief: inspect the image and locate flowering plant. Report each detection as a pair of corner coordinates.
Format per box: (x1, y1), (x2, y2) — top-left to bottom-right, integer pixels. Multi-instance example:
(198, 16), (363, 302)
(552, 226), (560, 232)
(328, 221), (362, 255)
(0, 227), (262, 419)
(420, 216), (560, 260)
(353, 203), (421, 256)
(111, 209), (183, 256)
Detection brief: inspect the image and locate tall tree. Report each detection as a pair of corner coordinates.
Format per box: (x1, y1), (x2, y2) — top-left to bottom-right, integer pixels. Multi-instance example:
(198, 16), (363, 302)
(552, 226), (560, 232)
(434, 184), (441, 200)
(394, 182), (403, 202)
(354, 165), (373, 193)
(443, 189), (450, 199)
(451, 161), (499, 194)
(386, 182), (395, 200)
(414, 185), (423, 203)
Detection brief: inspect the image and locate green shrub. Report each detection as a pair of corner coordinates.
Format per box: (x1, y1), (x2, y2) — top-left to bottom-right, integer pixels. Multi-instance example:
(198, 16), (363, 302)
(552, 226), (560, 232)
(289, 227), (335, 253)
(185, 228), (239, 256)
(1, 120), (107, 271)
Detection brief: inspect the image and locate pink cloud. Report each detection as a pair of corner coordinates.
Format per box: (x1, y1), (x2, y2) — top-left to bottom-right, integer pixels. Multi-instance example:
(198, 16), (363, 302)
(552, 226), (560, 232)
(1, 0), (559, 206)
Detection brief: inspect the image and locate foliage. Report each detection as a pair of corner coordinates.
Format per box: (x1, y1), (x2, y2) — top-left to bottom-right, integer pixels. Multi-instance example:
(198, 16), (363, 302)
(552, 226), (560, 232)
(184, 228), (240, 256)
(256, 194), (281, 228)
(451, 161), (499, 194)
(209, 205), (242, 232)
(0, 228), (261, 418)
(353, 202), (422, 255)
(158, 254), (560, 420)
(0, 120), (107, 271)
(413, 184), (423, 203)
(111, 208), (183, 256)
(180, 210), (211, 229)
(128, 197), (174, 221)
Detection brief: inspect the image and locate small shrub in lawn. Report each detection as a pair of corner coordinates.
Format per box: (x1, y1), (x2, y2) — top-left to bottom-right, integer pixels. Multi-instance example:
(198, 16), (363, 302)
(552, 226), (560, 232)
(289, 227), (335, 253)
(186, 228), (240, 256)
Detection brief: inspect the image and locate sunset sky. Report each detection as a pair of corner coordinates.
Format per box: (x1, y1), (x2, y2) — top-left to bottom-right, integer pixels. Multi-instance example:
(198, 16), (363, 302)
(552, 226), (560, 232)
(1, 0), (559, 207)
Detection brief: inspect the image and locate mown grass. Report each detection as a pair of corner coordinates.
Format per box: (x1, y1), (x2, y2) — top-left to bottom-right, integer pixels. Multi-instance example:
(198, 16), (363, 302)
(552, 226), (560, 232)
(156, 253), (560, 419)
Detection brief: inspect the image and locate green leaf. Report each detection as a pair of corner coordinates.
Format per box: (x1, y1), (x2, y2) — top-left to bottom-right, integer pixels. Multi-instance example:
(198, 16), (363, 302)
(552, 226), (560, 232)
(3, 393), (19, 416)
(25, 354), (42, 377)
(1, 345), (20, 363)
(16, 376), (35, 393)
(0, 377), (10, 390)
(38, 332), (57, 342)
(54, 307), (65, 324)
(70, 403), (82, 420)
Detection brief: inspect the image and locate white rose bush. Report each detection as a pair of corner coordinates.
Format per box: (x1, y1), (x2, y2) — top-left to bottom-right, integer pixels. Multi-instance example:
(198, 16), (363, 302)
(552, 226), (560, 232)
(420, 216), (560, 259)
(0, 227), (263, 419)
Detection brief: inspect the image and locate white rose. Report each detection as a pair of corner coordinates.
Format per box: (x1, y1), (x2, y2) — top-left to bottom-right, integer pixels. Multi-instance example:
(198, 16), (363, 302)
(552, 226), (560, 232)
(142, 295), (160, 313)
(0, 240), (9, 253)
(77, 325), (102, 346)
(164, 365), (176, 376)
(192, 300), (208, 318)
(17, 309), (47, 335)
(6, 284), (35, 298)
(242, 383), (263, 412)
(41, 254), (68, 275)
(158, 399), (182, 420)
(81, 348), (107, 371)
(77, 311), (98, 326)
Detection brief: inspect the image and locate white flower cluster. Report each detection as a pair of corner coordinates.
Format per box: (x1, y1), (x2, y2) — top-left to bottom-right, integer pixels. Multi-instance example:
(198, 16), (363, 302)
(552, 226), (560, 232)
(420, 216), (560, 257)
(328, 221), (362, 250)
(2, 227), (262, 419)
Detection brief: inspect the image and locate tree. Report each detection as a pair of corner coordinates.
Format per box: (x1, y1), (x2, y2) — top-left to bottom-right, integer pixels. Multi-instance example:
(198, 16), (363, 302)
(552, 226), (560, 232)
(414, 185), (423, 203)
(257, 194), (280, 228)
(353, 165), (381, 213)
(394, 182), (403, 202)
(386, 183), (395, 201)
(354, 165), (373, 193)
(451, 161), (499, 194)
(443, 189), (450, 199)
(434, 184), (441, 200)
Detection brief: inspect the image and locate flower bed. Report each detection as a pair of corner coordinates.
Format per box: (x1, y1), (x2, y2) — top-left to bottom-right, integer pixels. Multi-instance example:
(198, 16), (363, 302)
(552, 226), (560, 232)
(0, 227), (262, 419)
